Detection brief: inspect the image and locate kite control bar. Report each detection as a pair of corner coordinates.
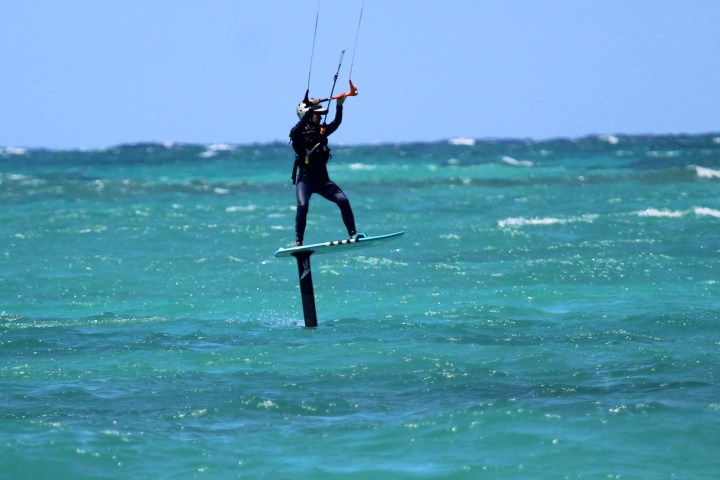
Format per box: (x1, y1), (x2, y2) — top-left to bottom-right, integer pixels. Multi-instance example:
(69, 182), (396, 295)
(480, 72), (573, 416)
(319, 79), (359, 103)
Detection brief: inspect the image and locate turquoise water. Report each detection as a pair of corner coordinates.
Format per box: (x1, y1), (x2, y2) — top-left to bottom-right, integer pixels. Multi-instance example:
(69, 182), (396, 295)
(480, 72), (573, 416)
(2, 135), (719, 479)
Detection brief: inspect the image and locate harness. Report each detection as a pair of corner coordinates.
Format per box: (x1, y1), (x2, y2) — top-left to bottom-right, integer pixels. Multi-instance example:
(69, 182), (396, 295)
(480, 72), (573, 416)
(291, 128), (331, 184)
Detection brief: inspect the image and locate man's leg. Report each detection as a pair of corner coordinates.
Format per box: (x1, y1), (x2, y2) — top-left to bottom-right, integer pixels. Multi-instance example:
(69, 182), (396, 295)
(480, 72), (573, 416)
(295, 180), (313, 245)
(320, 181), (357, 237)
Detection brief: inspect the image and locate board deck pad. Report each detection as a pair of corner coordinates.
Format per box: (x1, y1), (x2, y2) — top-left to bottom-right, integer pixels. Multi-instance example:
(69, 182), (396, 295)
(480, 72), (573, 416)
(275, 231), (404, 258)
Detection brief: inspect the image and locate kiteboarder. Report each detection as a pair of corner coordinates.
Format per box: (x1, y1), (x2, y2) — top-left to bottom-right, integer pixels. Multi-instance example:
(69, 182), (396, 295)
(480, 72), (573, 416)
(289, 94), (361, 247)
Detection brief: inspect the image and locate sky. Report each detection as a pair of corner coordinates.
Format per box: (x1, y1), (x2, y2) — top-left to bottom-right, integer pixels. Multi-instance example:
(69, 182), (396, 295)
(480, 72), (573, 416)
(2, 0), (719, 149)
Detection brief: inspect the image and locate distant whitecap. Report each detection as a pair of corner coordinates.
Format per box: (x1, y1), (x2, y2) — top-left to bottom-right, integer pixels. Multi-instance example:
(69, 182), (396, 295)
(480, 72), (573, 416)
(637, 208), (684, 218)
(448, 138), (475, 146)
(498, 214), (597, 228)
(694, 207), (720, 218)
(498, 217), (564, 228)
(600, 135), (619, 145)
(349, 163), (376, 170)
(200, 144), (234, 158)
(501, 156), (534, 167)
(226, 205), (257, 213)
(1, 147), (27, 155)
(694, 165), (720, 179)
(207, 144), (233, 151)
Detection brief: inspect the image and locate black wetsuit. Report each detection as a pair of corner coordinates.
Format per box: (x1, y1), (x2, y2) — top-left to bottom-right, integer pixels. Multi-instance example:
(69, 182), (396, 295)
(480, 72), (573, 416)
(289, 105), (356, 244)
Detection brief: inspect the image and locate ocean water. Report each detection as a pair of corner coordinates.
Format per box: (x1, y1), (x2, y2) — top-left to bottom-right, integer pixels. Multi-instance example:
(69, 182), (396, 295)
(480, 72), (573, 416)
(1, 134), (719, 479)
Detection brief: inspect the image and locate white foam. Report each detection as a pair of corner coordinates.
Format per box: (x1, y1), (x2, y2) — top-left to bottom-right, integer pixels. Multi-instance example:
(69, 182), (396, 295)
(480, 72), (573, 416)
(207, 143), (233, 151)
(1, 147), (27, 155)
(634, 207), (720, 219)
(226, 205), (257, 213)
(348, 163), (376, 171)
(448, 137), (475, 146)
(694, 207), (720, 218)
(440, 233), (461, 240)
(648, 150), (680, 158)
(694, 165), (720, 179)
(637, 208), (685, 218)
(600, 135), (619, 145)
(498, 214), (597, 229)
(501, 156), (534, 167)
(499, 217), (564, 228)
(200, 144), (234, 158)
(6, 173), (29, 181)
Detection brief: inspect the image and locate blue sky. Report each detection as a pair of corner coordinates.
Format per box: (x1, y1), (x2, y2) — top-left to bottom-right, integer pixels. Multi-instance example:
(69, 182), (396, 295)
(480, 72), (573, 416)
(2, 0), (719, 149)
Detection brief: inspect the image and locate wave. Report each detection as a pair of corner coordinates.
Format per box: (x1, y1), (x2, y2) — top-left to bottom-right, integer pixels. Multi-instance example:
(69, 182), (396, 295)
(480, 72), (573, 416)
(694, 207), (720, 218)
(498, 214), (597, 229)
(499, 207), (720, 229)
(0, 147), (28, 155)
(448, 138), (476, 146)
(636, 208), (685, 218)
(4, 133), (719, 155)
(600, 135), (620, 145)
(693, 165), (720, 179)
(636, 207), (720, 219)
(225, 204), (258, 213)
(348, 162), (377, 171)
(0, 311), (170, 330)
(0, 172), (285, 205)
(199, 143), (235, 158)
(501, 156), (534, 167)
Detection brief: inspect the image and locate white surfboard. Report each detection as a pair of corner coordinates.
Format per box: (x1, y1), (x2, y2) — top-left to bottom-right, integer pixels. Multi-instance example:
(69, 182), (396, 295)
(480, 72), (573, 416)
(274, 231), (404, 258)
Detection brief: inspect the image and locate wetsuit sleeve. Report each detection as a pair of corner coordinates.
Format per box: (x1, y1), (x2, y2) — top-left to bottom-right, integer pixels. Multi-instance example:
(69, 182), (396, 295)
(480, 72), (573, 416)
(322, 105), (343, 136)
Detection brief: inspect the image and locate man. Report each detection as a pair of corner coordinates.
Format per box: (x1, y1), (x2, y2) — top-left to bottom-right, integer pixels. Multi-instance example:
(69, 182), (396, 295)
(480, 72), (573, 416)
(289, 94), (362, 246)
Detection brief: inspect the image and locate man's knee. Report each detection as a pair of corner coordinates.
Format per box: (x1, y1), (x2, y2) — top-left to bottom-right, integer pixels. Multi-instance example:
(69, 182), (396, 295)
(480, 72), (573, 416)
(296, 203), (309, 216)
(335, 194), (350, 208)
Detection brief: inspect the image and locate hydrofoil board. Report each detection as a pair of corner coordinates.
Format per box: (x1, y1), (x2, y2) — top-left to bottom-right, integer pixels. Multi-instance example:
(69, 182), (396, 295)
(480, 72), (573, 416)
(275, 231), (404, 258)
